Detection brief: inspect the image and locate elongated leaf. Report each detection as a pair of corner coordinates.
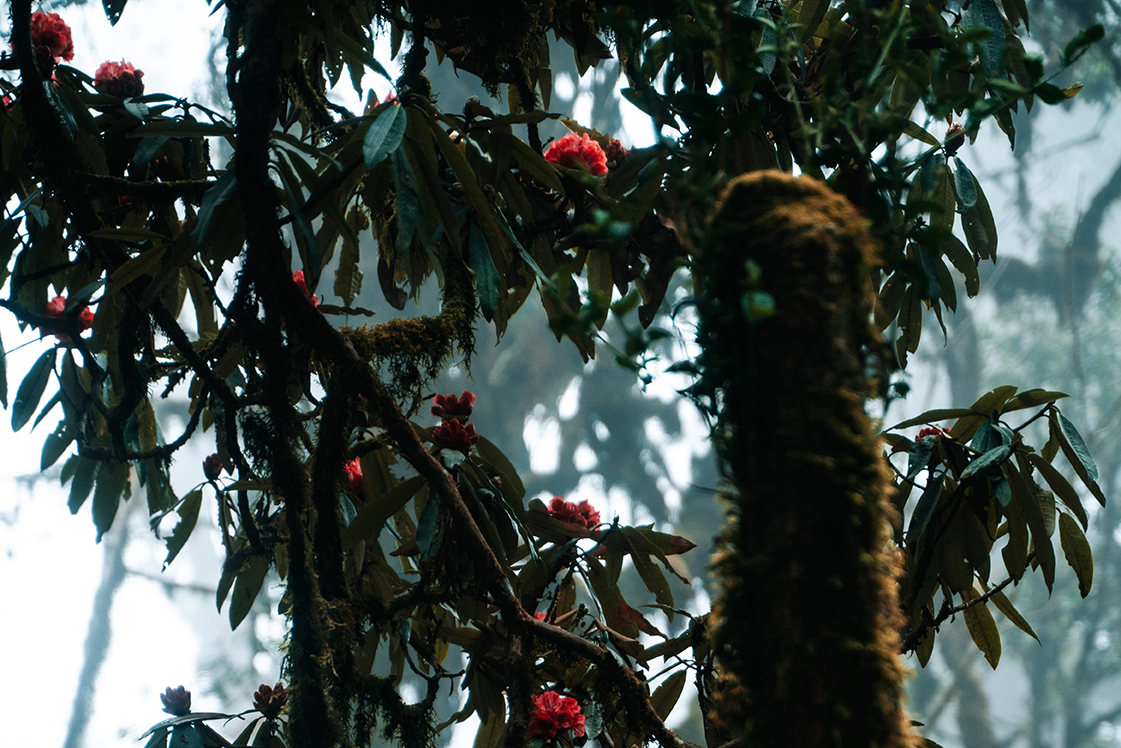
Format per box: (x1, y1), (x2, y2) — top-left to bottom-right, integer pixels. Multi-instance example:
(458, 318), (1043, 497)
(41, 420), (72, 470)
(797, 0), (829, 44)
(467, 224), (499, 321)
(228, 554), (270, 630)
(103, 0), (128, 25)
(92, 460), (129, 541)
(941, 234), (980, 297)
(13, 350), (55, 432)
(889, 408), (975, 431)
(333, 207), (363, 306)
(363, 105), (406, 168)
(988, 588), (1038, 641)
(164, 490), (203, 568)
(1058, 512), (1093, 597)
(962, 592), (1001, 668)
(906, 473), (945, 542)
(952, 158), (978, 213)
(341, 475), (426, 549)
(961, 445), (1011, 478)
(1027, 452), (1087, 530)
(650, 670), (688, 721)
(1052, 412), (1105, 505)
(192, 170), (237, 246)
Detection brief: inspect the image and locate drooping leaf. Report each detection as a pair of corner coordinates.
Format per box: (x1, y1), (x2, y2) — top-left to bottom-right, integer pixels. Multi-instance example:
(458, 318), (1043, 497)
(649, 670), (688, 721)
(92, 460), (130, 542)
(1027, 452), (1087, 530)
(952, 158), (978, 213)
(40, 420), (72, 470)
(228, 553), (270, 630)
(363, 105), (407, 168)
(1054, 412), (1102, 505)
(68, 456), (99, 514)
(467, 224), (499, 321)
(12, 349), (55, 432)
(961, 591), (1001, 668)
(1058, 512), (1093, 598)
(987, 587), (1038, 642)
(164, 490), (203, 568)
(102, 0), (128, 25)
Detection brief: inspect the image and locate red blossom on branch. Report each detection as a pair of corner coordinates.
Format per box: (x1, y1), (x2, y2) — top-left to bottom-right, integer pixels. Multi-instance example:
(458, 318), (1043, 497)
(432, 390), (476, 421)
(605, 138), (627, 164)
(547, 496), (600, 529)
(344, 458), (363, 493)
(544, 133), (608, 177)
(94, 60), (145, 99)
(42, 295), (94, 341)
(26, 12), (74, 71)
(160, 685), (191, 716)
(917, 426), (947, 440)
(432, 418), (479, 454)
(292, 270), (320, 306)
(252, 683), (288, 720)
(528, 691), (586, 740)
(203, 453), (223, 482)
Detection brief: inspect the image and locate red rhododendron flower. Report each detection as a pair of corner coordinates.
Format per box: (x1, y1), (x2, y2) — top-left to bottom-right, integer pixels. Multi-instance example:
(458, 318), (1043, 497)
(432, 390), (476, 421)
(605, 138), (627, 164)
(160, 685), (191, 716)
(28, 12), (74, 71)
(203, 453), (223, 482)
(42, 295), (94, 341)
(917, 426), (946, 440)
(945, 122), (966, 156)
(432, 418), (479, 454)
(528, 691), (586, 740)
(344, 458), (363, 493)
(547, 496), (600, 529)
(544, 133), (608, 177)
(94, 60), (145, 99)
(292, 270), (319, 306)
(252, 683), (288, 720)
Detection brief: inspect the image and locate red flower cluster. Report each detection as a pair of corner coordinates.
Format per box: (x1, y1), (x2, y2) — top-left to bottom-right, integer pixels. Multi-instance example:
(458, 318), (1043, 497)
(43, 295), (94, 341)
(528, 691), (586, 740)
(252, 683), (288, 720)
(431, 390), (480, 455)
(917, 426), (946, 440)
(432, 390), (475, 421)
(344, 458), (363, 493)
(544, 133), (608, 177)
(432, 418), (479, 454)
(160, 685), (191, 716)
(203, 453), (224, 482)
(292, 270), (319, 306)
(25, 12), (74, 72)
(944, 122), (966, 156)
(94, 60), (145, 99)
(548, 496), (600, 529)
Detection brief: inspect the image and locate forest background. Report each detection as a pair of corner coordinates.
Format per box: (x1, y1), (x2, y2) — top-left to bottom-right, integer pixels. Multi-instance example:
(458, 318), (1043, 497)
(0, 1), (1119, 748)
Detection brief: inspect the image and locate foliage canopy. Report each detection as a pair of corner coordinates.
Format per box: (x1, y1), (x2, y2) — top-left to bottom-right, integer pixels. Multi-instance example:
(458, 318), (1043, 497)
(0, 0), (1108, 747)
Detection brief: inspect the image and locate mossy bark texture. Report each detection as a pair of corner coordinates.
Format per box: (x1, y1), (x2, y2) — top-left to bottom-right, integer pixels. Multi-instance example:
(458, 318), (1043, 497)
(702, 172), (919, 748)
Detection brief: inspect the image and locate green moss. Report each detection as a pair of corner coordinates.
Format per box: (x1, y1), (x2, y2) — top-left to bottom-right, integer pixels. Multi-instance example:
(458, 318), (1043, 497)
(699, 172), (919, 748)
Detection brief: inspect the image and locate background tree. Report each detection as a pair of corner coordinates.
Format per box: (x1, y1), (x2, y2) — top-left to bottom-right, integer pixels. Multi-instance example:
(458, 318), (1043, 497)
(0, 1), (1109, 747)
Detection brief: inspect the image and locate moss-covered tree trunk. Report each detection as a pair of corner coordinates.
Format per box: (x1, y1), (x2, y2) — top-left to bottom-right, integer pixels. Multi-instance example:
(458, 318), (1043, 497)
(701, 172), (919, 748)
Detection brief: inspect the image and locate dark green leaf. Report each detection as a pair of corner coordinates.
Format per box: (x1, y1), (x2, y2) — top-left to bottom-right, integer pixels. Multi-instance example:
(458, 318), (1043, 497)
(92, 460), (129, 541)
(192, 170), (237, 246)
(228, 554), (270, 630)
(961, 591), (1001, 668)
(962, 445), (1011, 478)
(164, 490), (203, 568)
(363, 105), (406, 169)
(467, 225), (499, 321)
(40, 420), (72, 470)
(102, 0), (128, 25)
(67, 456), (99, 514)
(952, 158), (978, 213)
(907, 472), (944, 541)
(1027, 452), (1087, 530)
(988, 587), (1038, 641)
(12, 349), (55, 432)
(1058, 512), (1093, 598)
(1052, 412), (1105, 505)
(1063, 24), (1104, 66)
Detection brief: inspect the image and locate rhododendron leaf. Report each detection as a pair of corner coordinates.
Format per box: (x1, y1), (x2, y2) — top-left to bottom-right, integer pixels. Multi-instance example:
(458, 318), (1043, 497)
(1053, 411), (1105, 504)
(164, 489), (203, 569)
(467, 225), (499, 321)
(1058, 512), (1093, 598)
(228, 553), (270, 630)
(363, 105), (406, 168)
(102, 0), (129, 25)
(40, 418), (71, 470)
(12, 350), (55, 432)
(416, 492), (442, 559)
(192, 170), (237, 245)
(92, 459), (129, 542)
(132, 136), (168, 169)
(650, 670), (687, 721)
(622, 531), (674, 614)
(341, 474), (425, 549)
